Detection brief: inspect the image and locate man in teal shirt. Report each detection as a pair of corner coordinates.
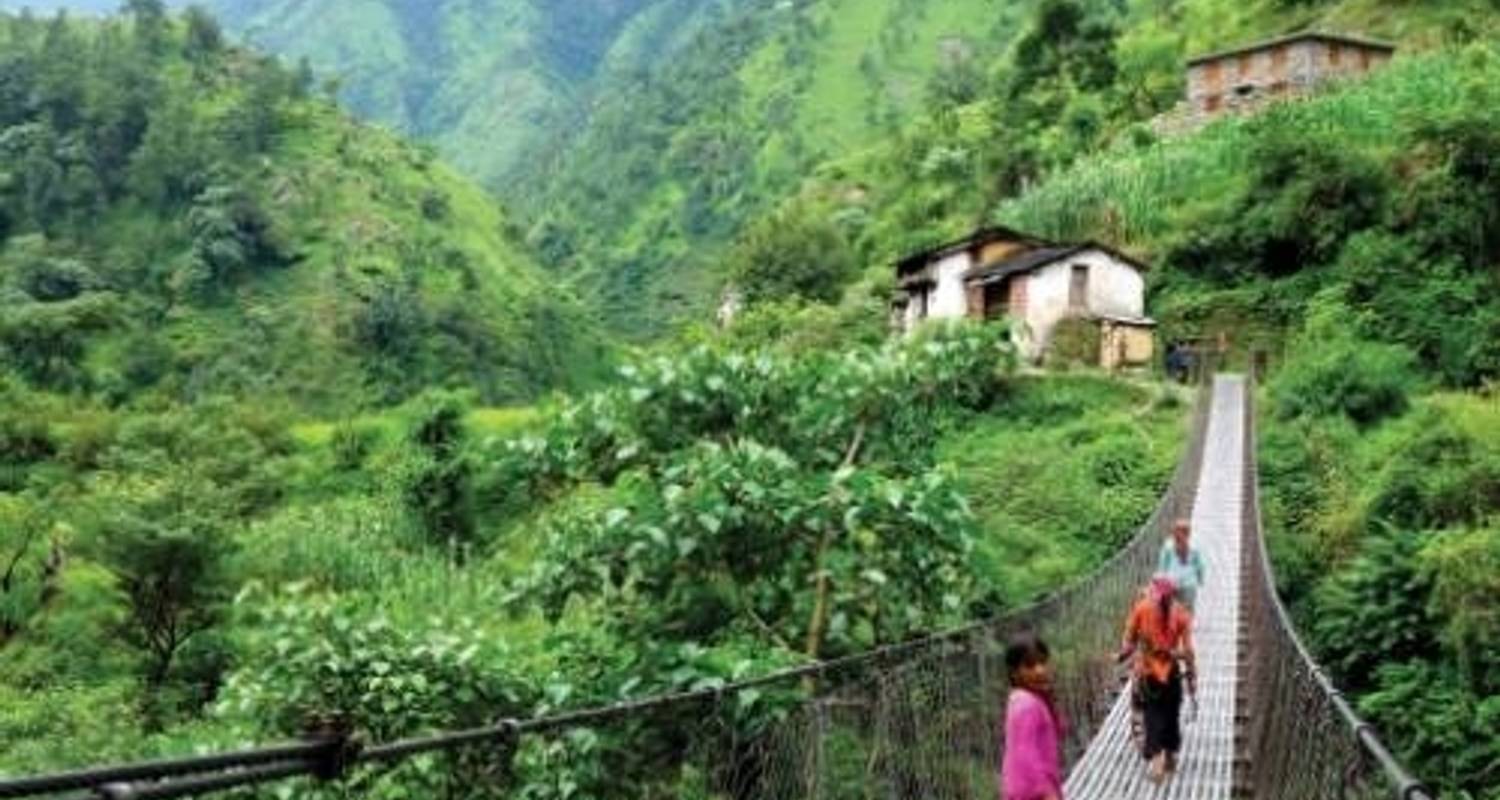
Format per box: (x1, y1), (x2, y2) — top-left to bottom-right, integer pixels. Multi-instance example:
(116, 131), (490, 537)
(1158, 519), (1205, 610)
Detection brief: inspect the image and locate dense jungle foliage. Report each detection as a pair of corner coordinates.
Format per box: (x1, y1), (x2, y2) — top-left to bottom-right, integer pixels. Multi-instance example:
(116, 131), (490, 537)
(0, 3), (604, 413)
(0, 305), (1187, 795)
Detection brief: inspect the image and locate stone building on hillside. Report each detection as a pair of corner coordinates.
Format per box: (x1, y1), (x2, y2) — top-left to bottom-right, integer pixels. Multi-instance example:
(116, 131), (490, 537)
(893, 227), (1156, 369)
(1186, 31), (1395, 119)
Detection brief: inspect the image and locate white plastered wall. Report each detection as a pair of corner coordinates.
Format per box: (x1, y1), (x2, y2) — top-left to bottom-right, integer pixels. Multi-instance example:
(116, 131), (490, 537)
(928, 251), (974, 320)
(1019, 248), (1146, 360)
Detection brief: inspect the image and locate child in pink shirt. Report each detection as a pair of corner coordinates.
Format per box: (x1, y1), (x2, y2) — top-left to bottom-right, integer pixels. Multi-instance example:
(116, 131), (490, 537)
(1001, 633), (1063, 800)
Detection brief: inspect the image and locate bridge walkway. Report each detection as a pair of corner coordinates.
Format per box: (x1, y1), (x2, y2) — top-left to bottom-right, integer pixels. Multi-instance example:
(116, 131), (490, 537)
(1065, 375), (1246, 799)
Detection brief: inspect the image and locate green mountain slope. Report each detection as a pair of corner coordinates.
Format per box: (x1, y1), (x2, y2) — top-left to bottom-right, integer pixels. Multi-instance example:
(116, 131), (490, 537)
(197, 0), (738, 187)
(0, 7), (603, 412)
(526, 0), (1499, 337)
(0, 0), (742, 186)
(522, 0), (1030, 336)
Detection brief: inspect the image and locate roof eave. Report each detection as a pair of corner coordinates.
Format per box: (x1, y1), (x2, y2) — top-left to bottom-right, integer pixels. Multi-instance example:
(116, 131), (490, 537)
(894, 225), (1054, 271)
(1186, 31), (1396, 68)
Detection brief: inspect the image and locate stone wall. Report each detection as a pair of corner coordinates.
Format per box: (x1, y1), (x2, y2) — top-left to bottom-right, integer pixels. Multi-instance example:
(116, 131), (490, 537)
(1185, 36), (1393, 122)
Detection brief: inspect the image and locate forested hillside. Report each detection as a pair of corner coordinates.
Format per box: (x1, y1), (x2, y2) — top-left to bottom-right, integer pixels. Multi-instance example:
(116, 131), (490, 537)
(524, 0), (1034, 335)
(0, 0), (748, 186)
(524, 0), (1498, 335)
(0, 4), (603, 412)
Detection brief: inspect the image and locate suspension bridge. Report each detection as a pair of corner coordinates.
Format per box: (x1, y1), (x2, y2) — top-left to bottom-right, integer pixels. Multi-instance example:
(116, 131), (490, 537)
(0, 372), (1432, 799)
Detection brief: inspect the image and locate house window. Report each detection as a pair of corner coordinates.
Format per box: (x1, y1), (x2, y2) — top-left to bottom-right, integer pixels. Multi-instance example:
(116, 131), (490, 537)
(1069, 265), (1089, 309)
(1329, 44), (1342, 68)
(1204, 93), (1221, 113)
(1270, 46), (1288, 75)
(1237, 52), (1252, 77)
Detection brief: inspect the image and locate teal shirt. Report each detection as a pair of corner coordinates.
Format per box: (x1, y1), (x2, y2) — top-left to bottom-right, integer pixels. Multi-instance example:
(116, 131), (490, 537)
(1158, 540), (1206, 606)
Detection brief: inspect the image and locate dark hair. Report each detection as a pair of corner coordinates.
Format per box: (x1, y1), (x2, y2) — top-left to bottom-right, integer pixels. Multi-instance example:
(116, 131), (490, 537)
(1005, 632), (1050, 684)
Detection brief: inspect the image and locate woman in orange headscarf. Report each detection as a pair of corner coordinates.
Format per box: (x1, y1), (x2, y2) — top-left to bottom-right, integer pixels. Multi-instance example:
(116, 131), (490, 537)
(1119, 574), (1197, 783)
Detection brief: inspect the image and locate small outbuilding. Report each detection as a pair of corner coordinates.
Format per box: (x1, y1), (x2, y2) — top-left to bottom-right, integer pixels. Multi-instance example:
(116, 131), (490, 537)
(893, 228), (1156, 368)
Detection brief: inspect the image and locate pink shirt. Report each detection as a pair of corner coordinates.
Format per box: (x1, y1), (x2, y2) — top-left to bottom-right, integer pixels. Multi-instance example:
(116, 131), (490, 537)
(1001, 688), (1063, 800)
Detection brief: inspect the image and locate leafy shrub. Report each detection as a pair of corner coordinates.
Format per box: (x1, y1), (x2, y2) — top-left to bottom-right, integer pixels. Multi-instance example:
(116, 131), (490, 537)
(1358, 660), (1500, 797)
(2, 561), (133, 689)
(0, 408), (56, 468)
(479, 321), (1014, 515)
(399, 392), (475, 557)
(1311, 524), (1437, 693)
(1338, 232), (1500, 388)
(219, 586), (532, 746)
(1420, 526), (1500, 695)
(1366, 407), (1500, 530)
(0, 682), (143, 774)
(1271, 336), (1417, 427)
(1045, 317), (1100, 368)
(1259, 413), (1363, 599)
(727, 202), (858, 306)
(698, 296), (889, 356)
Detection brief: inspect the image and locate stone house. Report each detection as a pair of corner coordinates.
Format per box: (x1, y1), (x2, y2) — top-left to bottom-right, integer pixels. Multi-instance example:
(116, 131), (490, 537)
(1186, 31), (1395, 119)
(893, 227), (1156, 367)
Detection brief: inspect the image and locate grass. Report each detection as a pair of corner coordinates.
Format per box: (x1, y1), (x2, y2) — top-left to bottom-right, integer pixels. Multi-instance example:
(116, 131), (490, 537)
(289, 405), (539, 449)
(938, 374), (1187, 606)
(996, 44), (1497, 250)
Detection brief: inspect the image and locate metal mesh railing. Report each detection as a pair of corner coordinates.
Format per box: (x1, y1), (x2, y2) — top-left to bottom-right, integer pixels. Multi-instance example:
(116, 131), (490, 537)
(0, 379), (1214, 800)
(1238, 361), (1434, 800)
(695, 380), (1209, 800)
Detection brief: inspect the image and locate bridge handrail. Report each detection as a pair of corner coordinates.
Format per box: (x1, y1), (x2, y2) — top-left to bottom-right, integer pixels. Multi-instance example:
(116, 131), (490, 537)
(1240, 362), (1433, 800)
(0, 375), (1215, 800)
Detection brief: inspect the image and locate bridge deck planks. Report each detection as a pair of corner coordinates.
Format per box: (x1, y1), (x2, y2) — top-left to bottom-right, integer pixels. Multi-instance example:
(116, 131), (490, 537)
(1064, 375), (1245, 800)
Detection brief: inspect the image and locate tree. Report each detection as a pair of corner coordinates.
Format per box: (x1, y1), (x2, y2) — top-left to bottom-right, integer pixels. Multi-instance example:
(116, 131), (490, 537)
(124, 0), (169, 57)
(509, 324), (1014, 654)
(0, 495), (50, 640)
(727, 203), (857, 306)
(182, 6), (224, 63)
(174, 181), (284, 299)
(100, 478), (236, 687)
(0, 292), (119, 390)
(402, 393), (475, 560)
(128, 93), (209, 207)
(223, 59), (289, 153)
